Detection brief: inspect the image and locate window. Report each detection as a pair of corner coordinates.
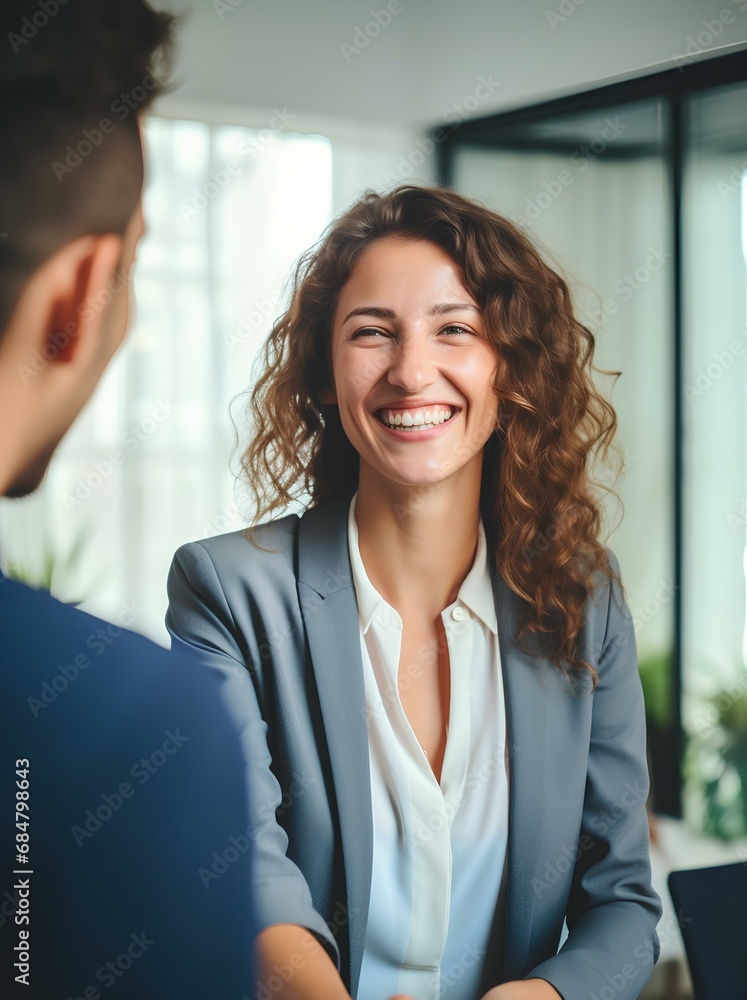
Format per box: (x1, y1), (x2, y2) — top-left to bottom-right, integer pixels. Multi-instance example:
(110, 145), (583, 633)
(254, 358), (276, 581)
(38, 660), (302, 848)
(0, 116), (333, 643)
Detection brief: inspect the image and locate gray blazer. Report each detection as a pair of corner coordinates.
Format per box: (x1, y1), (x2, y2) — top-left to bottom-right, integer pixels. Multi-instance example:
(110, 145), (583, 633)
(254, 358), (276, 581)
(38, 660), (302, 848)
(166, 494), (661, 1000)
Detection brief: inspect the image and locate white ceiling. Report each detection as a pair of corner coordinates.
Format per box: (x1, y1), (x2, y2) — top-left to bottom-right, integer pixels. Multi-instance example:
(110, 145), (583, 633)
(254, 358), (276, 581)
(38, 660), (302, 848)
(159, 0), (747, 130)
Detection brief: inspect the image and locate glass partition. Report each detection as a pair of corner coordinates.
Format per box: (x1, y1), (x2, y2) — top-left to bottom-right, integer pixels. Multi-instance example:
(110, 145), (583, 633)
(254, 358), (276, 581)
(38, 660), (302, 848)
(440, 51), (747, 823)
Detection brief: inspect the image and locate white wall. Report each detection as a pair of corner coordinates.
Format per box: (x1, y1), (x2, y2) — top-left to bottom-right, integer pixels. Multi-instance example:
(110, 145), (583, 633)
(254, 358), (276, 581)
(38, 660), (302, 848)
(157, 0), (747, 131)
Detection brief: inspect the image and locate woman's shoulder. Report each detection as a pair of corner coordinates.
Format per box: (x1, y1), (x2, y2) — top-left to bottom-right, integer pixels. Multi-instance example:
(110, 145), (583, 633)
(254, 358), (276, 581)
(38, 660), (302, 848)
(171, 509), (302, 585)
(596, 544), (626, 613)
(174, 497), (350, 576)
(583, 543), (634, 664)
(583, 544), (624, 607)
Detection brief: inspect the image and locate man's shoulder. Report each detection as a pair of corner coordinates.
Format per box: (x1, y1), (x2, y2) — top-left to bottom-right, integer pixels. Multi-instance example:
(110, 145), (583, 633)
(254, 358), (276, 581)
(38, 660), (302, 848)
(0, 578), (257, 996)
(1, 574), (169, 662)
(0, 575), (222, 711)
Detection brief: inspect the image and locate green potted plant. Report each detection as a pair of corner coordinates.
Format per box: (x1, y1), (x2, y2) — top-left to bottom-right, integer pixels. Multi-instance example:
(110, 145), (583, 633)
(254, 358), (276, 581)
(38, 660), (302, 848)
(686, 681), (747, 840)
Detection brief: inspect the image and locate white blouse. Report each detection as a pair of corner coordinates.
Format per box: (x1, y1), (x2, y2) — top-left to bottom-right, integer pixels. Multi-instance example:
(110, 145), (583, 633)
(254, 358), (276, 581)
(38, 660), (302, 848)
(348, 491), (510, 1000)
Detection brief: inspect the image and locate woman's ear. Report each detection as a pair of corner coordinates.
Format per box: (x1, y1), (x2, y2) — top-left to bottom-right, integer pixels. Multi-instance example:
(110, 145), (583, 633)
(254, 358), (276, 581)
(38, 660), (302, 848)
(318, 387), (337, 405)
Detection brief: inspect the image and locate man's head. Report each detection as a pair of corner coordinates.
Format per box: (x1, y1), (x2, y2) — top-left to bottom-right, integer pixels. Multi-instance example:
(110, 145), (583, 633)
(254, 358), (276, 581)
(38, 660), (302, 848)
(0, 0), (176, 497)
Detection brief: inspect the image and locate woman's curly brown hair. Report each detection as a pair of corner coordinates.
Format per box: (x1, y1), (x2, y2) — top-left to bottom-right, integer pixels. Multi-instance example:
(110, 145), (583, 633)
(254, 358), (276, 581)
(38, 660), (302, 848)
(237, 184), (625, 689)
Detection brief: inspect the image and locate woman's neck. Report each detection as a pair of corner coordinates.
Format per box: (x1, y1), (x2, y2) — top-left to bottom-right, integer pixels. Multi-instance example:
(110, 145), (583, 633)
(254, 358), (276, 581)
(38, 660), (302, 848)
(354, 459), (483, 625)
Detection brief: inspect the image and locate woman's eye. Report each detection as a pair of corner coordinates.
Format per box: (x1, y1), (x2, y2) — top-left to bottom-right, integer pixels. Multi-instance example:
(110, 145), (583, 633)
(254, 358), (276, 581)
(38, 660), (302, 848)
(441, 324), (473, 336)
(349, 324), (474, 340)
(351, 327), (387, 339)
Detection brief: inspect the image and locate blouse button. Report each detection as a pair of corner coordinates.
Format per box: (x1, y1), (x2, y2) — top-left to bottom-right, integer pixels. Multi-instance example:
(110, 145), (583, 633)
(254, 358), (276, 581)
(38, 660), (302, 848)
(450, 606), (466, 622)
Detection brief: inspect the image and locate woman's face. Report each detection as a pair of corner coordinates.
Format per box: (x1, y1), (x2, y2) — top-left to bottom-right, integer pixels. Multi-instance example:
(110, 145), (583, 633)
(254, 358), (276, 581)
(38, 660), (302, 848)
(322, 236), (500, 490)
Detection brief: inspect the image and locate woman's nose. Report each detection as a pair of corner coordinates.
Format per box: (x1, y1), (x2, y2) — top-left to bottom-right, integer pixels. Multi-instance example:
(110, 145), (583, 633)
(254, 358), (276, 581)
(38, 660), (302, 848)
(386, 336), (437, 392)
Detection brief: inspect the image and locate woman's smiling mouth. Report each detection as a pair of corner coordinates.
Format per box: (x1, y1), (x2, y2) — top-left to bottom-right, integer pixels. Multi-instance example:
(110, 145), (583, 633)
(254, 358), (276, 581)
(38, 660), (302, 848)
(373, 405), (461, 437)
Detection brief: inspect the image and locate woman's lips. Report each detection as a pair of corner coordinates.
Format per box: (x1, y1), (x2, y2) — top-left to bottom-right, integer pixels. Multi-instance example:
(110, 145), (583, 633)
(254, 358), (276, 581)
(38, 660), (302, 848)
(373, 407), (460, 439)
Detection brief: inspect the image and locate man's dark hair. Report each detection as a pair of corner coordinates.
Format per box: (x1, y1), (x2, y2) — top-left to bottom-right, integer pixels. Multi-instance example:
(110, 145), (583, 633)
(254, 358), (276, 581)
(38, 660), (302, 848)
(0, 0), (178, 332)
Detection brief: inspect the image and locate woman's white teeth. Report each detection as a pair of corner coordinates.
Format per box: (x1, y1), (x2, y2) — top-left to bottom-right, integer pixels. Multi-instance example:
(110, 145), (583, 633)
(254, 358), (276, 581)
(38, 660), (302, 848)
(380, 407), (454, 429)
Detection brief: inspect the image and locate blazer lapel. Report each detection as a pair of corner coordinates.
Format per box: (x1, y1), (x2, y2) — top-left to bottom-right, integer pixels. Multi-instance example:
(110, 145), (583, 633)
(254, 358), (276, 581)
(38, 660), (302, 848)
(297, 495), (373, 998)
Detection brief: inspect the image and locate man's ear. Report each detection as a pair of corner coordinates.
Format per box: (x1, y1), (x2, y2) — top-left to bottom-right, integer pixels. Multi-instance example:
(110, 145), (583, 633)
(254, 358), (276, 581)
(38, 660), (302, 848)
(13, 233), (124, 370)
(46, 234), (124, 366)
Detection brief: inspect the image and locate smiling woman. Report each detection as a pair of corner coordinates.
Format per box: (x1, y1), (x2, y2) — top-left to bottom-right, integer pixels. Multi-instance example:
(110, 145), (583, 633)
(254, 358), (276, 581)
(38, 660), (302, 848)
(319, 236), (500, 504)
(165, 184), (662, 1000)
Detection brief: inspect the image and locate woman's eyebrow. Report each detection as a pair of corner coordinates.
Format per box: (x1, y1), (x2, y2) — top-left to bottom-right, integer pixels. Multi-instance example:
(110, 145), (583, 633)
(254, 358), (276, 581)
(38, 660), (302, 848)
(341, 306), (396, 324)
(428, 302), (481, 316)
(341, 302), (480, 325)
